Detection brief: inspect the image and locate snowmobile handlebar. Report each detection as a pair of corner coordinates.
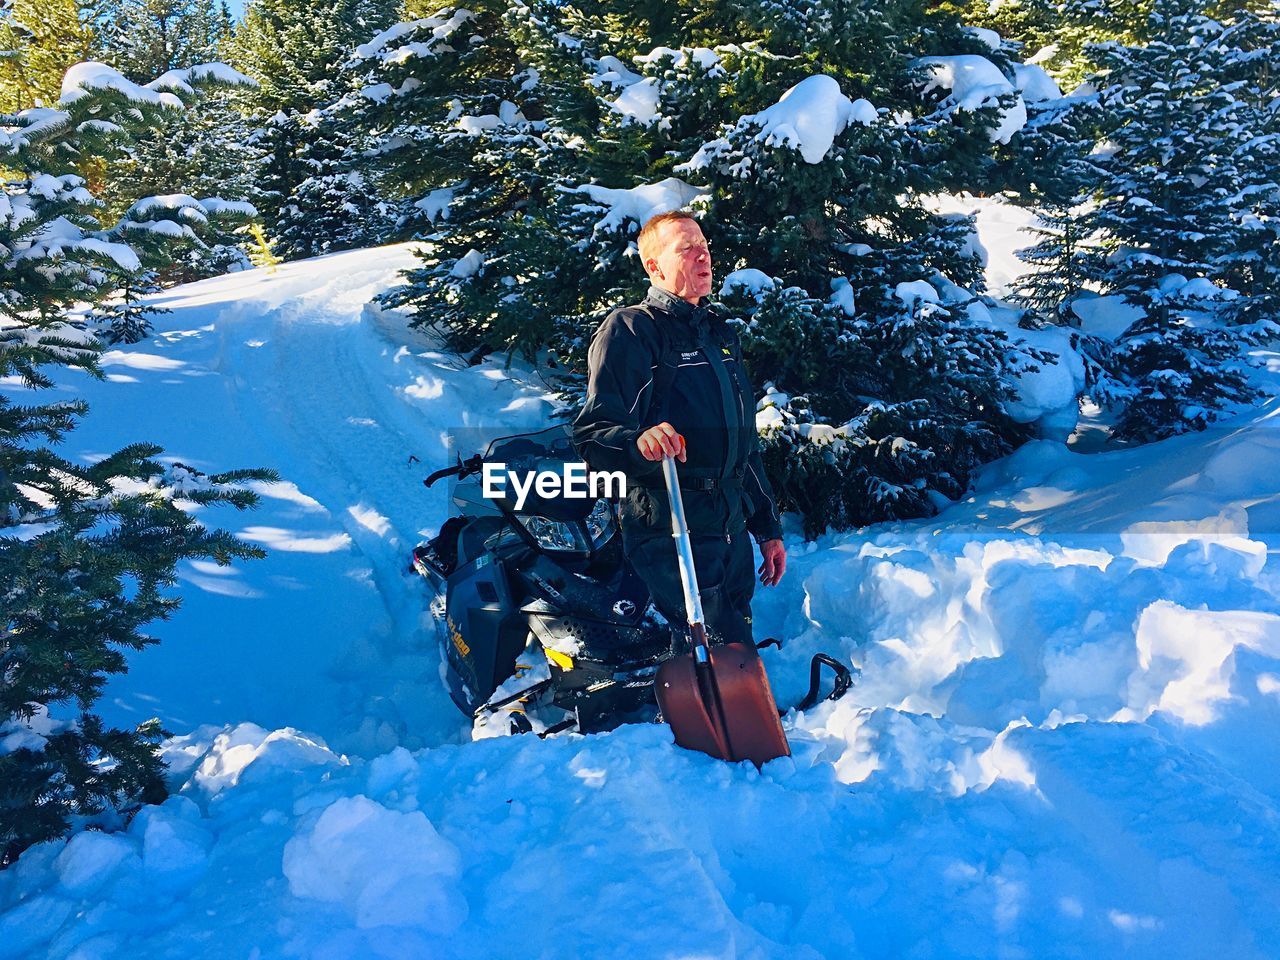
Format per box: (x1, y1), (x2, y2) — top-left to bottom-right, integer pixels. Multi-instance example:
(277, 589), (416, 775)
(423, 454), (485, 489)
(795, 654), (855, 712)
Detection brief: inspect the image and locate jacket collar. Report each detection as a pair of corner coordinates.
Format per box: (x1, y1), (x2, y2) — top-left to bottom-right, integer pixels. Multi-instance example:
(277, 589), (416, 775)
(643, 284), (717, 331)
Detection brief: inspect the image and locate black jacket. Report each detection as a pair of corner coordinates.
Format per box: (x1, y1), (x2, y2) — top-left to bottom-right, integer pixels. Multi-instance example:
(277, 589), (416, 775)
(572, 285), (784, 544)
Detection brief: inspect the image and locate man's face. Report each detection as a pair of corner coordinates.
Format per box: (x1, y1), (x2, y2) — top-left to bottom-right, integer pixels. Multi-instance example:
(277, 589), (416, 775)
(646, 219), (712, 303)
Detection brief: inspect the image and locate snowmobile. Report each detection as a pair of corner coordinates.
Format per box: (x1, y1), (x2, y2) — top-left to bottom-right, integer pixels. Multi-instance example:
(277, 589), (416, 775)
(411, 424), (853, 739)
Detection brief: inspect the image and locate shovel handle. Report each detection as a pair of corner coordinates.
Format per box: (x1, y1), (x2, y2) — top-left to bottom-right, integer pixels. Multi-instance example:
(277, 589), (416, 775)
(661, 453), (706, 637)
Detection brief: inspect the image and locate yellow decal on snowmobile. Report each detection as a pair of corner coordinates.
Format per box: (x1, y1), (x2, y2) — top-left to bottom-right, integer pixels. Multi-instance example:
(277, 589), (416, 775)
(543, 647), (574, 670)
(448, 617), (470, 658)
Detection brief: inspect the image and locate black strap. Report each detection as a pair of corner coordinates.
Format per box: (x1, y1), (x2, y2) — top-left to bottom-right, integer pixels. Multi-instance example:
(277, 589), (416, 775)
(678, 475), (743, 492)
(701, 336), (739, 479)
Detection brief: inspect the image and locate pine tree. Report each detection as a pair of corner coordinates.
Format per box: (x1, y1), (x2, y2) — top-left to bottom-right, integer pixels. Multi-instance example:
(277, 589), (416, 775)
(246, 219), (281, 270)
(1005, 93), (1106, 323)
(91, 270), (170, 343)
(1211, 8), (1280, 327)
(1, 58), (274, 865)
(270, 105), (396, 260)
(0, 0), (97, 112)
(94, 0), (233, 82)
(369, 1), (605, 359)
(1069, 0), (1278, 440)
(98, 85), (259, 245)
(225, 0), (399, 241)
(110, 192), (257, 283)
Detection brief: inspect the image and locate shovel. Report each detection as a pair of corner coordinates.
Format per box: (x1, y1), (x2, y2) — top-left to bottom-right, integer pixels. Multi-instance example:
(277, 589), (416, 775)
(653, 453), (791, 768)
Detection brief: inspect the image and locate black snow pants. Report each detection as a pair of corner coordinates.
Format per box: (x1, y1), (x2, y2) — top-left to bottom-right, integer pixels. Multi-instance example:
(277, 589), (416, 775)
(624, 529), (757, 655)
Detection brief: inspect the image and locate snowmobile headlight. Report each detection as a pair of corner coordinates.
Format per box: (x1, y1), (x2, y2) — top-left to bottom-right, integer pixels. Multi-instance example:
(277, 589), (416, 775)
(518, 515), (590, 553)
(584, 498), (615, 546)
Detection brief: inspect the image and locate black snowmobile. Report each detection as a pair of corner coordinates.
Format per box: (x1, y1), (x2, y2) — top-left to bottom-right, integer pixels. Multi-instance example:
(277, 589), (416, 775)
(411, 426), (670, 737)
(411, 425), (853, 738)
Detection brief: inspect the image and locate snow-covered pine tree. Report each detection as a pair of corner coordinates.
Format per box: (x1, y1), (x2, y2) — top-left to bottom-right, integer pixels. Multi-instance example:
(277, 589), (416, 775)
(98, 85), (259, 248)
(94, 0), (233, 82)
(83, 0), (252, 239)
(1210, 8), (1280, 328)
(91, 270), (170, 343)
(1070, 0), (1278, 440)
(225, 0), (399, 246)
(0, 60), (274, 865)
(1004, 90), (1105, 324)
(365, 1), (593, 359)
(110, 192), (257, 283)
(666, 25), (1033, 526)
(270, 103), (396, 260)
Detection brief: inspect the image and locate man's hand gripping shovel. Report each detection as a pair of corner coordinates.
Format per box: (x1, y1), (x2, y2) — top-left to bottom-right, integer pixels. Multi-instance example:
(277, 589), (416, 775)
(653, 453), (791, 768)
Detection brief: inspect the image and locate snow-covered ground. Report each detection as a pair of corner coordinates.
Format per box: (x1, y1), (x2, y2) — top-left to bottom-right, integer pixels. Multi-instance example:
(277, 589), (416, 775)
(3, 241), (1279, 959)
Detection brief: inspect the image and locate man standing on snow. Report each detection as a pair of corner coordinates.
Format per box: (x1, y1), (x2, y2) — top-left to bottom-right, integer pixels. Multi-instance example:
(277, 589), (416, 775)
(572, 210), (787, 652)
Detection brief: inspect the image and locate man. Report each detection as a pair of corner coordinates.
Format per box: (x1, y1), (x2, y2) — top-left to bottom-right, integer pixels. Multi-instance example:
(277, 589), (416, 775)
(572, 210), (787, 652)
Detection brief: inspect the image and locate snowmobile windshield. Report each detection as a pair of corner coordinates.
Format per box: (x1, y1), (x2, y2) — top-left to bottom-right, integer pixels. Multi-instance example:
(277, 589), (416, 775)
(481, 424), (599, 522)
(471, 425), (617, 555)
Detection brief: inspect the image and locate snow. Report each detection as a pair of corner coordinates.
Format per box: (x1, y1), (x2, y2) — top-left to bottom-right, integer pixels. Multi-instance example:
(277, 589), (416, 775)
(915, 54), (1028, 143)
(609, 76), (665, 127)
(720, 268), (776, 298)
(448, 248), (485, 278)
(146, 63), (255, 96)
(282, 795), (466, 931)
(595, 47), (726, 128)
(965, 26), (1003, 51)
(564, 176), (709, 233)
(19, 215), (141, 272)
(587, 55), (643, 90)
(196, 197), (257, 218)
(635, 45), (722, 73)
(3, 243), (1280, 957)
(0, 704), (58, 755)
(988, 309), (1087, 436)
(455, 100), (524, 135)
(1072, 294), (1144, 340)
(0, 107), (71, 154)
(829, 276), (856, 315)
(127, 193), (209, 221)
(353, 9), (473, 62)
(686, 74), (877, 167)
(894, 278), (940, 308)
(923, 192), (1044, 297)
(414, 185), (455, 222)
(587, 56), (667, 128)
(60, 62), (184, 109)
(1013, 63), (1063, 103)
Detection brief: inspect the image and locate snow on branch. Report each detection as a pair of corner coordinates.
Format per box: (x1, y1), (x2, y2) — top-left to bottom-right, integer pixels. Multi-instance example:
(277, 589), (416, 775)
(146, 63), (257, 97)
(559, 177), (709, 233)
(61, 62), (186, 108)
(353, 8), (474, 63)
(680, 74), (877, 170)
(912, 54), (1061, 144)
